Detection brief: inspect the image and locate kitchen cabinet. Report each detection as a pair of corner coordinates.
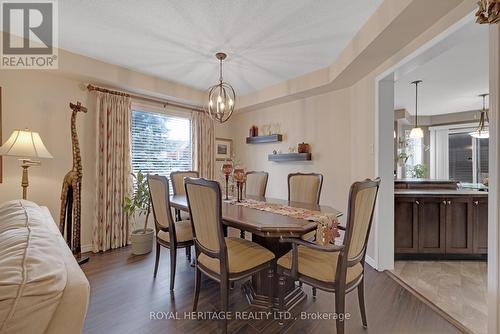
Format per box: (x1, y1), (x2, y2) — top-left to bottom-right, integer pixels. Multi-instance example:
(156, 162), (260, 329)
(395, 191), (487, 259)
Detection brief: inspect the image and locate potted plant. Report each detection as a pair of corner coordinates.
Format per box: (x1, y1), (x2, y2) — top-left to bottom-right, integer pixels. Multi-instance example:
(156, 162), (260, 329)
(124, 171), (154, 255)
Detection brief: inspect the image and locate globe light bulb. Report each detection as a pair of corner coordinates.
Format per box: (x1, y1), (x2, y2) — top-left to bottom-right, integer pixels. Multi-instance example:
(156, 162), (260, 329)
(220, 103), (225, 110)
(217, 95), (222, 103)
(209, 100), (213, 107)
(229, 98), (234, 106)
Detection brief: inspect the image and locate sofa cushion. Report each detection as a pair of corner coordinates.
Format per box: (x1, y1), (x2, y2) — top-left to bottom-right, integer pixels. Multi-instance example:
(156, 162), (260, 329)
(0, 200), (67, 334)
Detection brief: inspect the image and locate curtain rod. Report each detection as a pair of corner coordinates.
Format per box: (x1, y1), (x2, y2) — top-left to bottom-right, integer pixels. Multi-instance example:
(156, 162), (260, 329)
(86, 84), (205, 113)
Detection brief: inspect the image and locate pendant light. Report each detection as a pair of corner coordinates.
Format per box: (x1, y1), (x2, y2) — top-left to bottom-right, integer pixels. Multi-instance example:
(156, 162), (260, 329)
(409, 80), (424, 139)
(469, 93), (489, 139)
(207, 52), (235, 123)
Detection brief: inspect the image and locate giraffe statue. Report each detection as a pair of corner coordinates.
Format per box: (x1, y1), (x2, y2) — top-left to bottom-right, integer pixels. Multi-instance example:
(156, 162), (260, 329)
(59, 101), (88, 264)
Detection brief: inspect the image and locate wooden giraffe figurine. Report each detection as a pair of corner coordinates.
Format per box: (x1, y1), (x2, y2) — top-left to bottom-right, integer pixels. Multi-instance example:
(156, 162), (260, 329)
(59, 101), (88, 264)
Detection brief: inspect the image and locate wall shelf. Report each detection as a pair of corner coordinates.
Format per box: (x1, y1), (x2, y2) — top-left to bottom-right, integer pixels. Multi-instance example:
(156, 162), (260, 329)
(268, 153), (311, 162)
(246, 134), (283, 144)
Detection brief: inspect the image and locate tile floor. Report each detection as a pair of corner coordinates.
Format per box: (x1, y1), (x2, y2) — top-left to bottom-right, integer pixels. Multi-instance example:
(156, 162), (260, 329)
(392, 261), (487, 334)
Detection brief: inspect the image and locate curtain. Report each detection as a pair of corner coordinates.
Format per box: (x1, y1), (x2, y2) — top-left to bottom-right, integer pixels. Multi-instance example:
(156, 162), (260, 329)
(192, 111), (215, 179)
(92, 92), (132, 252)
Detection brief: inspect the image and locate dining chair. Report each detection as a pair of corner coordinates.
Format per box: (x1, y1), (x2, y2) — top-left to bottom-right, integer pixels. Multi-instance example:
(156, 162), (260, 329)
(148, 175), (194, 291)
(245, 171), (269, 197)
(288, 172), (323, 242)
(277, 178), (381, 334)
(185, 177), (275, 334)
(170, 170), (199, 221)
(288, 172), (323, 204)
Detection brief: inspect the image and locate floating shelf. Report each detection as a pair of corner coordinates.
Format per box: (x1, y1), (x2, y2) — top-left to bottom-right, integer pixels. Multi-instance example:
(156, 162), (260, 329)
(268, 153), (312, 162)
(246, 134), (283, 144)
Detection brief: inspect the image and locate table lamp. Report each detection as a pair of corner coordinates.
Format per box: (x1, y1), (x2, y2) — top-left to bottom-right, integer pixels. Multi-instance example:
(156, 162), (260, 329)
(0, 129), (53, 199)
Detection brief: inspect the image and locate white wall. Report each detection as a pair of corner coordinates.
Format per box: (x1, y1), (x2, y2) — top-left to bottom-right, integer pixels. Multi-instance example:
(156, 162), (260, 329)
(0, 71), (97, 250)
(223, 88), (352, 223)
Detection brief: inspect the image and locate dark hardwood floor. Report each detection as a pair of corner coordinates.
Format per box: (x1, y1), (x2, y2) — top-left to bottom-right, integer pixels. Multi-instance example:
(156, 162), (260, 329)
(81, 246), (461, 334)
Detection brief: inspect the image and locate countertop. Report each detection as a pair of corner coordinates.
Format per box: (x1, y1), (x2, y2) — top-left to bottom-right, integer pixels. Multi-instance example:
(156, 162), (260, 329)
(395, 189), (488, 197)
(395, 179), (458, 184)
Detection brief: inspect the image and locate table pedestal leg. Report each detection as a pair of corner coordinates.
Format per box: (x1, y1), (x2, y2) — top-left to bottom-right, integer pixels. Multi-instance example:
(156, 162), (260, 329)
(241, 235), (306, 310)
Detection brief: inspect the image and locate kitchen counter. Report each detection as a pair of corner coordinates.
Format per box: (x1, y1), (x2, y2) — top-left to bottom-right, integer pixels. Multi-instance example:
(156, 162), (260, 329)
(395, 189), (488, 197)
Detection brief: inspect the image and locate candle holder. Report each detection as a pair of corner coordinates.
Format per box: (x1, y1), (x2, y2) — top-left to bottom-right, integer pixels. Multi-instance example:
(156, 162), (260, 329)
(233, 168), (245, 202)
(221, 162), (233, 200)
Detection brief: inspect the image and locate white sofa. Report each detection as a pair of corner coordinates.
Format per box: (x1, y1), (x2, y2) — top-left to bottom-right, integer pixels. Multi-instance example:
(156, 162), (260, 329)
(0, 200), (89, 334)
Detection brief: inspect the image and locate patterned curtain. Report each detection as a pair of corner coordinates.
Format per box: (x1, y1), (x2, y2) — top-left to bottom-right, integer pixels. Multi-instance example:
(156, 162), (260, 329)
(92, 92), (132, 252)
(192, 111), (215, 179)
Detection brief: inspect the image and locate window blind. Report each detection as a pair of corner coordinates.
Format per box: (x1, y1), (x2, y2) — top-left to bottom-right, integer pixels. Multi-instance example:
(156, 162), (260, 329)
(131, 110), (192, 192)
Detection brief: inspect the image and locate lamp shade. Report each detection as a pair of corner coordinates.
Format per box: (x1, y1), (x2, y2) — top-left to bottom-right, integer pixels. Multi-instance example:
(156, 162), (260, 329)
(469, 129), (489, 139)
(409, 127), (424, 139)
(0, 129), (53, 159)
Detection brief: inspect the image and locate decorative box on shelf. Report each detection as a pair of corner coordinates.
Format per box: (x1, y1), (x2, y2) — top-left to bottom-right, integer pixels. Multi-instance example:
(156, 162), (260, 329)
(246, 134), (283, 144)
(268, 153), (311, 162)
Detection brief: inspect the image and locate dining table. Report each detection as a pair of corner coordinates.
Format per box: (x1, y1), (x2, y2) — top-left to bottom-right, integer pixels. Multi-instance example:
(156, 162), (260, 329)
(170, 194), (343, 310)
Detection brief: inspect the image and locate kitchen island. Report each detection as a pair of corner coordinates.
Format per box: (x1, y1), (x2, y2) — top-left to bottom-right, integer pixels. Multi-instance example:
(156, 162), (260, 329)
(395, 180), (487, 260)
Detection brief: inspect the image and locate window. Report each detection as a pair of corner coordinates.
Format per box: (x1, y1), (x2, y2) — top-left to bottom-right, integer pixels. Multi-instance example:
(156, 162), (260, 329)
(131, 109), (192, 192)
(448, 130), (488, 184)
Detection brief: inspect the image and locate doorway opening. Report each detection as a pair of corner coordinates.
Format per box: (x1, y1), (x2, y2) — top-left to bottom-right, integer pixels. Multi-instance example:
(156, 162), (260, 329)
(375, 13), (491, 334)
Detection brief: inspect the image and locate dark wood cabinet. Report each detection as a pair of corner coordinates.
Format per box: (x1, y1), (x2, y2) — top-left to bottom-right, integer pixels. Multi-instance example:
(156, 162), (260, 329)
(418, 198), (445, 253)
(395, 194), (487, 259)
(445, 198), (473, 254)
(473, 197), (488, 254)
(395, 198), (418, 253)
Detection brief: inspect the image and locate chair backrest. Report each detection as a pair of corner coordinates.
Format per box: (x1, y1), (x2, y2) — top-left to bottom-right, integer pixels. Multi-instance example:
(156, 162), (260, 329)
(184, 177), (226, 258)
(245, 171), (269, 197)
(288, 173), (323, 204)
(170, 171), (199, 196)
(342, 178), (380, 265)
(147, 174), (174, 232)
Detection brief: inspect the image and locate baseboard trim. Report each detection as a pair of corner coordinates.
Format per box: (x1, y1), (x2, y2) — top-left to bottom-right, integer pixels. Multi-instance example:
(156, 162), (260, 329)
(385, 270), (474, 334)
(81, 244), (93, 253)
(364, 255), (377, 270)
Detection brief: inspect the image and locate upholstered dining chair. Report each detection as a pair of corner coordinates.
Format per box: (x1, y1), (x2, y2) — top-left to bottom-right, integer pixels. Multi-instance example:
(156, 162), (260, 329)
(245, 171), (269, 197)
(277, 178), (380, 334)
(288, 172), (323, 204)
(170, 171), (199, 221)
(288, 173), (323, 242)
(185, 177), (275, 334)
(148, 175), (194, 291)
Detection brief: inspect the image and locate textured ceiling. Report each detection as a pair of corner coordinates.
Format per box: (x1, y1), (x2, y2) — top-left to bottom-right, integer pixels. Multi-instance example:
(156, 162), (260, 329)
(59, 0), (382, 95)
(395, 20), (489, 116)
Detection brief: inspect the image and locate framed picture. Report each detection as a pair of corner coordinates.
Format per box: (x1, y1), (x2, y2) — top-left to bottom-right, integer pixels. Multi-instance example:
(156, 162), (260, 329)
(216, 138), (232, 161)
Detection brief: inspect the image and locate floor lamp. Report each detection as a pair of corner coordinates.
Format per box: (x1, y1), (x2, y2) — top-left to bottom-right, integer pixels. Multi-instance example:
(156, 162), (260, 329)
(0, 129), (53, 199)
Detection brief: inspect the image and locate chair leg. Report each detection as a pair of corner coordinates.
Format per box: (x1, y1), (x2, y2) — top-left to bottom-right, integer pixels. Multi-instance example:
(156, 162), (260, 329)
(335, 287), (346, 334)
(193, 267), (201, 311)
(240, 229), (245, 239)
(268, 266), (274, 310)
(312, 287), (317, 298)
(278, 275), (286, 325)
(358, 278), (367, 328)
(186, 246), (191, 262)
(220, 278), (229, 334)
(154, 243), (160, 278)
(169, 247), (177, 291)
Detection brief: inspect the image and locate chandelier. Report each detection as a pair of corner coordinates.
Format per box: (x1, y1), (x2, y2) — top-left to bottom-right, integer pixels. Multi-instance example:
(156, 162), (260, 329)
(207, 52), (235, 123)
(470, 93), (489, 139)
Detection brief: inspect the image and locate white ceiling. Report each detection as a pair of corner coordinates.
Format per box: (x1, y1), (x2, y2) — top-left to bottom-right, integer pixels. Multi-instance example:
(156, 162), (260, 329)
(59, 0), (382, 95)
(395, 20), (489, 116)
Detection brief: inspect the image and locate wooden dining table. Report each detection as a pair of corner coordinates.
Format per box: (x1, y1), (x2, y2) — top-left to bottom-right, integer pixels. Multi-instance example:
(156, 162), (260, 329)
(170, 194), (343, 310)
